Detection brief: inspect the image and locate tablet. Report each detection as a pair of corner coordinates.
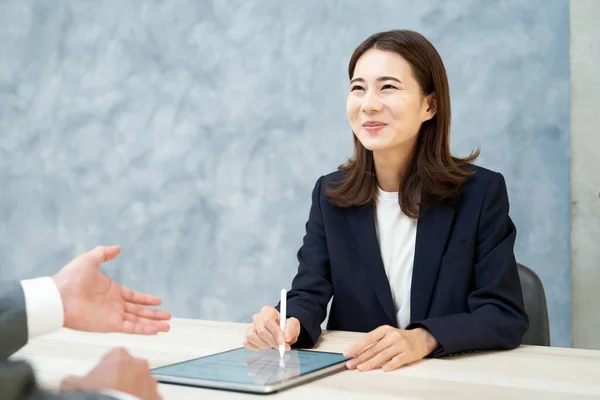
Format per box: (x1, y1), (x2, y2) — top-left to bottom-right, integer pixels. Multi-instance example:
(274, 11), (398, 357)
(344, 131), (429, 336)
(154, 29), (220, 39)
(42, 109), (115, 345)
(151, 347), (349, 394)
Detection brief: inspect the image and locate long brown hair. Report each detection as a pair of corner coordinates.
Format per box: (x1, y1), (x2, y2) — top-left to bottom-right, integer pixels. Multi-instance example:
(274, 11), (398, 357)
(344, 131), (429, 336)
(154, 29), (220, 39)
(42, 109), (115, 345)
(325, 29), (479, 218)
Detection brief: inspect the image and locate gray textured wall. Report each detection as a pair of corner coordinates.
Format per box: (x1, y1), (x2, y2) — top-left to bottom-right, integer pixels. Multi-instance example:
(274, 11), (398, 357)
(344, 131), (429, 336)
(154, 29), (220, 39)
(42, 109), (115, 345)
(571, 0), (600, 350)
(0, 0), (571, 346)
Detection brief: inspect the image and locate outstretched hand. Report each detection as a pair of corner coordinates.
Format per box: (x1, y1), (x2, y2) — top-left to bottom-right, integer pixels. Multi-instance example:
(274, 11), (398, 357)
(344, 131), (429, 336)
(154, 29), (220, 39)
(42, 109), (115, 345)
(52, 245), (171, 335)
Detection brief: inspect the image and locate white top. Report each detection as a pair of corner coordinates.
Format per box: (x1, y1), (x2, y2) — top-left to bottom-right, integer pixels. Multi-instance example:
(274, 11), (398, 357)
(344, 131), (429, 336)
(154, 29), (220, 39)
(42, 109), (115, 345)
(374, 188), (417, 329)
(20, 277), (139, 400)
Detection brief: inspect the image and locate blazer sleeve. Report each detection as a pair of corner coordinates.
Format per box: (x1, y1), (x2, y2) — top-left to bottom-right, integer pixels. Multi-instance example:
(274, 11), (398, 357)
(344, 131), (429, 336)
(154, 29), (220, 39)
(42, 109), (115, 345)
(407, 172), (529, 357)
(276, 176), (333, 348)
(0, 360), (116, 400)
(0, 281), (29, 360)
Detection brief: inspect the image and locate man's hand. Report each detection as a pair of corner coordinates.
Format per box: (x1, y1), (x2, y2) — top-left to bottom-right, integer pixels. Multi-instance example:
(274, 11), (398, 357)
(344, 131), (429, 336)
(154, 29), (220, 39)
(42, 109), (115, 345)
(344, 326), (439, 372)
(52, 245), (171, 335)
(60, 347), (162, 400)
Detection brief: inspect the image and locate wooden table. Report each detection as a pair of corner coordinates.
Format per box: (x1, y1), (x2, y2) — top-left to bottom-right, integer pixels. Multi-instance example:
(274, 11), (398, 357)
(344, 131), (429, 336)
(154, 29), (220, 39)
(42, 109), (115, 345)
(11, 318), (600, 399)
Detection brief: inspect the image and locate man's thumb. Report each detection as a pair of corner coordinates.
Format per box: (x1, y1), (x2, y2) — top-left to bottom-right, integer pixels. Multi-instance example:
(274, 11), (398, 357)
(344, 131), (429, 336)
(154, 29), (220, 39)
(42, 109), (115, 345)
(89, 245), (121, 264)
(60, 375), (83, 391)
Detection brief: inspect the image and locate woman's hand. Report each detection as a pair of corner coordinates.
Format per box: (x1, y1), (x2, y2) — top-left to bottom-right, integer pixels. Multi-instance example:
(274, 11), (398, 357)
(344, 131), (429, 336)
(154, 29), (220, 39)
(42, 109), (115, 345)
(243, 306), (301, 351)
(344, 326), (439, 372)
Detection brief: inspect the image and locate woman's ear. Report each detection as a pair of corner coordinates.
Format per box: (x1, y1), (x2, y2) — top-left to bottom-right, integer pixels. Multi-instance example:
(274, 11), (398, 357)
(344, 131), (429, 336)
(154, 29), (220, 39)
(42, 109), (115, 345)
(424, 93), (438, 121)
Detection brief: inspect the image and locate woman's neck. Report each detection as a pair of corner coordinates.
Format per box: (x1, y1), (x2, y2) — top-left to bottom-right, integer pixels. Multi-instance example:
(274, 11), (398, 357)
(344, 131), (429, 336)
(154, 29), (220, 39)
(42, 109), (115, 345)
(373, 141), (416, 192)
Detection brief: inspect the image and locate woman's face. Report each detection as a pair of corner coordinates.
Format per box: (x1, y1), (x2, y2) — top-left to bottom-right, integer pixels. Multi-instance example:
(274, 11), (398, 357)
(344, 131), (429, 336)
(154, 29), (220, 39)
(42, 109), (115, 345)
(346, 48), (436, 154)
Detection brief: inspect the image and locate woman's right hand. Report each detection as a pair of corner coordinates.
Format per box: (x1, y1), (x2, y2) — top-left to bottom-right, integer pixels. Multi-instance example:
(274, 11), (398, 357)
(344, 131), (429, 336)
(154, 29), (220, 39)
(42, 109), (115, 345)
(244, 306), (301, 351)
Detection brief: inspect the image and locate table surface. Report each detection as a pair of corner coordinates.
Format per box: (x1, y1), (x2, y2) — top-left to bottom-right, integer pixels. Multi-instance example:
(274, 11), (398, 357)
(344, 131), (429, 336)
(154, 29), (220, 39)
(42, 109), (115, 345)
(11, 318), (600, 399)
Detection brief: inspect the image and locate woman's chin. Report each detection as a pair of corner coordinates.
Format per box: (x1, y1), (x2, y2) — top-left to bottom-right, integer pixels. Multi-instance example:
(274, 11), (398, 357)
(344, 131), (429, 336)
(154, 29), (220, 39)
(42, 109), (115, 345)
(358, 138), (393, 152)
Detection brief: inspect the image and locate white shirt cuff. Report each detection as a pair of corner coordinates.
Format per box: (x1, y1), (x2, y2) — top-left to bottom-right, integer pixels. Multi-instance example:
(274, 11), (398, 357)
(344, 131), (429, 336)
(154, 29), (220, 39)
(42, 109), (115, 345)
(20, 280), (141, 400)
(20, 277), (64, 340)
(98, 389), (142, 400)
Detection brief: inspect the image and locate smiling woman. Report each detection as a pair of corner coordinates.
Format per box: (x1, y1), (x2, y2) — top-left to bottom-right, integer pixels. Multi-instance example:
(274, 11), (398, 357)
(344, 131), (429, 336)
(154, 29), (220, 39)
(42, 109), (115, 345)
(330, 30), (479, 218)
(244, 29), (529, 373)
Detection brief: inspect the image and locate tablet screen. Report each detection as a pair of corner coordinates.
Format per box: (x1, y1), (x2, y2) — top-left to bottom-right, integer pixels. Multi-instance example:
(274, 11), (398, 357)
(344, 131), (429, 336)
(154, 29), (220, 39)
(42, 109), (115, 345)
(151, 347), (349, 386)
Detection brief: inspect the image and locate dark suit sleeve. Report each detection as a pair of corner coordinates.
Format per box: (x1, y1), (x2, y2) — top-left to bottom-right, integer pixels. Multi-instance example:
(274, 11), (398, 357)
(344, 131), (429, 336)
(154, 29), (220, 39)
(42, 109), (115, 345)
(0, 281), (29, 360)
(0, 284), (114, 399)
(0, 360), (115, 399)
(407, 172), (529, 357)
(277, 176), (333, 348)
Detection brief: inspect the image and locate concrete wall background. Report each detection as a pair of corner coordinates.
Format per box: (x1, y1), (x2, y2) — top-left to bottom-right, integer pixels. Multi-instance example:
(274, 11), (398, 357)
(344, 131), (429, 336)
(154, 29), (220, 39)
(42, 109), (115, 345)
(0, 0), (572, 346)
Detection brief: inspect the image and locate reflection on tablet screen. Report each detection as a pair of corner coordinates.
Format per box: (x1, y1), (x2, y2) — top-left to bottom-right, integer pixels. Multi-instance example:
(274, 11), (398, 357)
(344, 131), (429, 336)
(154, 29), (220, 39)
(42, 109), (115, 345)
(151, 348), (348, 386)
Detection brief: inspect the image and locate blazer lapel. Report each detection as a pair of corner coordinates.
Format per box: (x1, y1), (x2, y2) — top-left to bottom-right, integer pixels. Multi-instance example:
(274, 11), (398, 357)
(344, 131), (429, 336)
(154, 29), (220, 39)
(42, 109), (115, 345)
(410, 200), (456, 322)
(347, 203), (397, 326)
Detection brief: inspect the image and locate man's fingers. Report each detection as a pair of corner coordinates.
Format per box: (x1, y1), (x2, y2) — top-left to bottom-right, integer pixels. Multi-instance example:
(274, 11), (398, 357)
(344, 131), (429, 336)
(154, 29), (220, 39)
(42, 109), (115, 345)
(125, 302), (171, 320)
(122, 321), (160, 335)
(124, 314), (170, 332)
(121, 286), (163, 306)
(60, 375), (84, 391)
(105, 346), (132, 358)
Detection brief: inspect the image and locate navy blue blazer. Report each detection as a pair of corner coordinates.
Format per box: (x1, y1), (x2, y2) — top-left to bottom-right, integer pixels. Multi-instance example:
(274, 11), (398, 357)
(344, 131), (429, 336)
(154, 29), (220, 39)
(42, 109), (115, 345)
(281, 165), (529, 357)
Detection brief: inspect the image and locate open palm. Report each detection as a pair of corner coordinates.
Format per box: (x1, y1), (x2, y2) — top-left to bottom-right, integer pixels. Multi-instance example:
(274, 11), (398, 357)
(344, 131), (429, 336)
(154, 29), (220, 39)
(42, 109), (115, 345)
(52, 246), (171, 335)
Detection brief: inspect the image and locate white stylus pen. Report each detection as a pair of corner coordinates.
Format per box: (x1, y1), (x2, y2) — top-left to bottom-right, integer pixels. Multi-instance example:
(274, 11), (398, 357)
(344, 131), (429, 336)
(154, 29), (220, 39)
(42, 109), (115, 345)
(279, 288), (287, 358)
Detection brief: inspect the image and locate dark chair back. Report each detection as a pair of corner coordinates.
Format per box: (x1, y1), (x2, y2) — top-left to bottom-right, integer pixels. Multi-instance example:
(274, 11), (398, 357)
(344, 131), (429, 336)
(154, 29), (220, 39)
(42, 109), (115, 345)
(517, 263), (550, 346)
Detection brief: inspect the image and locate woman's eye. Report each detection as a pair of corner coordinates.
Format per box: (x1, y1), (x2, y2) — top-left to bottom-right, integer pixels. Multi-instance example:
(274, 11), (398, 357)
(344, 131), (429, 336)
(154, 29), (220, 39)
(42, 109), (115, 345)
(382, 84), (397, 90)
(350, 85), (365, 91)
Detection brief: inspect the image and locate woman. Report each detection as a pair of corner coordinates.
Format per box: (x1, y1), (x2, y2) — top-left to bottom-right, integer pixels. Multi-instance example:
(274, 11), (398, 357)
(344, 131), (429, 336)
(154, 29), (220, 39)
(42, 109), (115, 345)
(244, 29), (528, 372)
